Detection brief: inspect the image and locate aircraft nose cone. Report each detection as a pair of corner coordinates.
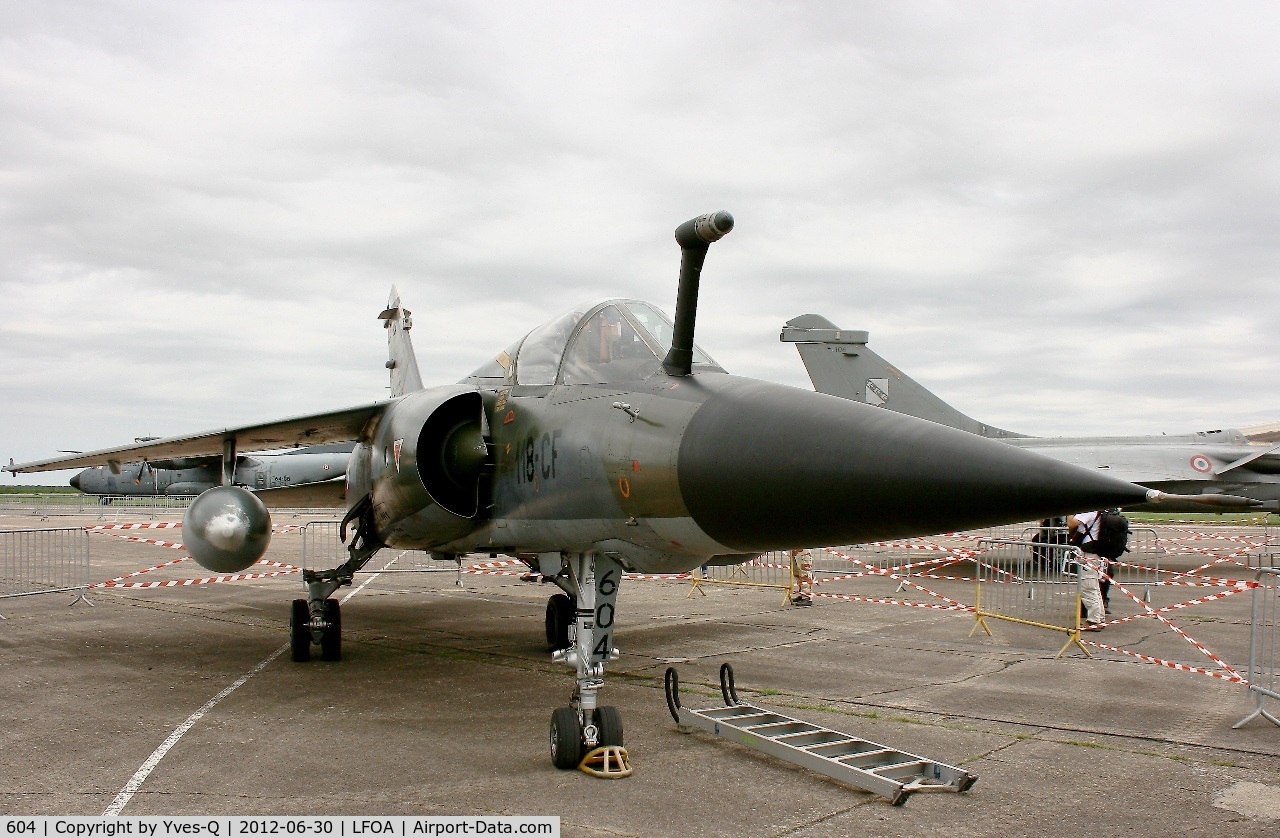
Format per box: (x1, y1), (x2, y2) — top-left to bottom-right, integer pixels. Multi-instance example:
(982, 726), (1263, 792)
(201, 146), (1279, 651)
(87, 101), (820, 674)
(678, 379), (1151, 551)
(69, 472), (82, 491)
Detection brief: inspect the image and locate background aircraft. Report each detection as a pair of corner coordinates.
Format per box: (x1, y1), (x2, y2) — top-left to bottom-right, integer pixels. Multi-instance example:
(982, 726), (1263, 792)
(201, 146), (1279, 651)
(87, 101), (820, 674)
(781, 314), (1280, 513)
(68, 445), (352, 497)
(8, 213), (1161, 773)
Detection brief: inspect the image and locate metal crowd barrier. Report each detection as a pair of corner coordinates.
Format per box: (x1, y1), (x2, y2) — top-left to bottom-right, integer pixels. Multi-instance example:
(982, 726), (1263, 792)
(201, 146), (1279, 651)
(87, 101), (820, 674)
(812, 523), (1076, 591)
(1012, 524), (1162, 603)
(0, 527), (92, 615)
(300, 520), (347, 571)
(1, 493), (339, 520)
(0, 493), (198, 519)
(1115, 526), (1162, 602)
(299, 520), (461, 580)
(812, 543), (916, 578)
(689, 552), (794, 602)
(1251, 547), (1280, 571)
(969, 538), (1089, 657)
(1235, 567), (1280, 728)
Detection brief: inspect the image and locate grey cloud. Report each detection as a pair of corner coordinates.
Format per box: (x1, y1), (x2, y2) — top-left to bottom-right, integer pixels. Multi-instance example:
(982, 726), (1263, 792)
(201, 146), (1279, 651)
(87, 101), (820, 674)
(3, 1), (1279, 482)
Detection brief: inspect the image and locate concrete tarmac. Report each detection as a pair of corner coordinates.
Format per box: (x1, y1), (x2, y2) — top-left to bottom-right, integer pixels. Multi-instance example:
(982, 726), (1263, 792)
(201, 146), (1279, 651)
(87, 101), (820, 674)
(2, 512), (1279, 836)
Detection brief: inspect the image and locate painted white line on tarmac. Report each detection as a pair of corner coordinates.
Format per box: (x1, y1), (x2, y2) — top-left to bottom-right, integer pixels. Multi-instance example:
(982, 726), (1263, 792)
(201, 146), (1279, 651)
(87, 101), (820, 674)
(103, 552), (404, 816)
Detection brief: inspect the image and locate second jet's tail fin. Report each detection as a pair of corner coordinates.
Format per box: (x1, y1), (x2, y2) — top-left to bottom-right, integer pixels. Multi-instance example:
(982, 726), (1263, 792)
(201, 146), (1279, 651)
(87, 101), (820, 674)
(379, 286), (425, 398)
(780, 314), (1025, 439)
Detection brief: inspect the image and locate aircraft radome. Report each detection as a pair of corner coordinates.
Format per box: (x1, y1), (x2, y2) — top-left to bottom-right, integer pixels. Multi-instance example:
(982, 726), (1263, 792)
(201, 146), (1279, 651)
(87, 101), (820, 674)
(8, 212), (1165, 773)
(782, 314), (1280, 514)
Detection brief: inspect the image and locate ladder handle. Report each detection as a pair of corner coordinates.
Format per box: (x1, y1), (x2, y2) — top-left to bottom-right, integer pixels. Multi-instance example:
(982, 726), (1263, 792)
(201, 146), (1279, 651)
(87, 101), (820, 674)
(664, 666), (682, 723)
(720, 662), (740, 706)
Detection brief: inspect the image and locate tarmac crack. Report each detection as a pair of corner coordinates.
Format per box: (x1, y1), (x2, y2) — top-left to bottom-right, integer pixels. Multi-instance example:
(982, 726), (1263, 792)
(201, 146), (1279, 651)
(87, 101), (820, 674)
(956, 730), (1042, 767)
(764, 799), (877, 837)
(851, 656), (1023, 699)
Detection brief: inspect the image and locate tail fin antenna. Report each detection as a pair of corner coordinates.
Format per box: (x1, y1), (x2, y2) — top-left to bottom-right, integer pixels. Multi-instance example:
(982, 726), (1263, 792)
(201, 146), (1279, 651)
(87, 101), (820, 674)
(379, 286), (425, 398)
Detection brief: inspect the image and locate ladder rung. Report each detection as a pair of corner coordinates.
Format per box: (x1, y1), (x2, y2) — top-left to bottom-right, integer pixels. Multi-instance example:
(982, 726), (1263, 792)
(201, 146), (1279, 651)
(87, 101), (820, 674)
(747, 721), (819, 738)
(790, 731), (855, 749)
(774, 729), (832, 742)
(839, 750), (906, 769)
(702, 706), (771, 721)
(871, 760), (929, 777)
(808, 741), (886, 759)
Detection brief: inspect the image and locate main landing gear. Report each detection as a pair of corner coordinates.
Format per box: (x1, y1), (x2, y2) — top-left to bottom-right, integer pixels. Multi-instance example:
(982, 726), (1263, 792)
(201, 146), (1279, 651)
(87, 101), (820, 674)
(545, 592), (574, 651)
(290, 596), (342, 662)
(291, 495), (382, 664)
(545, 552), (632, 778)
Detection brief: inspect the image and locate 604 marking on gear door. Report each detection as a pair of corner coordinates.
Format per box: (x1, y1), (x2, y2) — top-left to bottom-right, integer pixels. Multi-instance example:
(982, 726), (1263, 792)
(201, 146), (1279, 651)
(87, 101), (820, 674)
(590, 562), (620, 663)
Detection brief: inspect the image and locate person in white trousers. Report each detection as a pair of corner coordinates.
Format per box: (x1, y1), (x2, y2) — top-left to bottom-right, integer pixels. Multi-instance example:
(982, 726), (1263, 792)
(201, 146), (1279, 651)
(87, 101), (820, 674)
(1066, 511), (1107, 630)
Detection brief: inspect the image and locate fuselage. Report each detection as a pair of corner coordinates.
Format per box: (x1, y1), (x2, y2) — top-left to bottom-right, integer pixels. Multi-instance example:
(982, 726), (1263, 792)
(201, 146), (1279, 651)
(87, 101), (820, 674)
(70, 450), (351, 496)
(346, 369), (1154, 576)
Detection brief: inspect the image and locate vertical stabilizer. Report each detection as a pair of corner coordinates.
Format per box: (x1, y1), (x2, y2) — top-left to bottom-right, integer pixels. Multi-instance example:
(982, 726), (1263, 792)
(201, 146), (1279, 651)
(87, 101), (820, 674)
(780, 314), (1025, 439)
(379, 286), (425, 398)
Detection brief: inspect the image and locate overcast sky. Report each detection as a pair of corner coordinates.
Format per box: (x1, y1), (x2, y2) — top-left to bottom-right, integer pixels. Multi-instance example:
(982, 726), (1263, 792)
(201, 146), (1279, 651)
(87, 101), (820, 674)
(3, 1), (1279, 485)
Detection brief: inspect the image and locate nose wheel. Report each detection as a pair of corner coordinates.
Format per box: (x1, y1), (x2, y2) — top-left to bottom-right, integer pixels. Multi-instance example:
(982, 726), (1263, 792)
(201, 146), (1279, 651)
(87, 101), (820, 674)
(592, 706), (623, 747)
(549, 706), (583, 769)
(549, 705), (629, 776)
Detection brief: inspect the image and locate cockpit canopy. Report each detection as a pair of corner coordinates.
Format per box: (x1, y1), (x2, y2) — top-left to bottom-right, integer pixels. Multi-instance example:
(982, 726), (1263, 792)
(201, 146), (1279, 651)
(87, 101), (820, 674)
(465, 299), (723, 386)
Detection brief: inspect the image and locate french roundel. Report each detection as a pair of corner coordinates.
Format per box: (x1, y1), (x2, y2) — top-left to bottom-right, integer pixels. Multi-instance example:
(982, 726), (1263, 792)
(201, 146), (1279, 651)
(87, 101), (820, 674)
(1189, 455), (1213, 474)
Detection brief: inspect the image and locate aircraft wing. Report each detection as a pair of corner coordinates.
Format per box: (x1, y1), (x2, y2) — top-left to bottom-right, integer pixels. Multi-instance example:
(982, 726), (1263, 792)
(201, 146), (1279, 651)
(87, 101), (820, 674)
(1240, 421), (1280, 444)
(6, 402), (390, 474)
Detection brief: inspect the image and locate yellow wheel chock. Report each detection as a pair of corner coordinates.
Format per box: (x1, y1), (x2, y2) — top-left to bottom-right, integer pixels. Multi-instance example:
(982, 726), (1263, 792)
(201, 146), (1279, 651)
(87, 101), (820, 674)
(578, 745), (633, 778)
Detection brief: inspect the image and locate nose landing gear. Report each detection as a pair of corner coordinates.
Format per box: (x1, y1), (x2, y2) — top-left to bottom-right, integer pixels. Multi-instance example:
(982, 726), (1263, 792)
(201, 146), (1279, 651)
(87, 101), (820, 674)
(546, 552), (632, 778)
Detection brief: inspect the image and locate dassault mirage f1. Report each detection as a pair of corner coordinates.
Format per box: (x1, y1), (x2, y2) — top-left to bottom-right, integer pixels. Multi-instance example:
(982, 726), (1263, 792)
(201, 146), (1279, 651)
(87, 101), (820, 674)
(781, 314), (1280, 513)
(68, 445), (352, 497)
(9, 213), (1166, 772)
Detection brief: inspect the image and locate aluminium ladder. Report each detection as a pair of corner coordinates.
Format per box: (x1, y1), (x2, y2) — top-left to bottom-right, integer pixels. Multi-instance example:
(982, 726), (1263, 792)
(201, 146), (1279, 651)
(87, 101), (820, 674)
(665, 665), (977, 806)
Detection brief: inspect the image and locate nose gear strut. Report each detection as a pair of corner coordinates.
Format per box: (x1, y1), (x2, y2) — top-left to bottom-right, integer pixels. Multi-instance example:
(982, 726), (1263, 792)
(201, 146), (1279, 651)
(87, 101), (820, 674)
(546, 551), (631, 777)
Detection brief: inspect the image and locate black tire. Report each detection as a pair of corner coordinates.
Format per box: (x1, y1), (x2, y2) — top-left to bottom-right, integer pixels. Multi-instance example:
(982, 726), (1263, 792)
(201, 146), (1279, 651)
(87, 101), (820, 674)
(545, 594), (573, 651)
(593, 706), (623, 748)
(290, 599), (311, 663)
(320, 598), (341, 661)
(550, 706), (583, 769)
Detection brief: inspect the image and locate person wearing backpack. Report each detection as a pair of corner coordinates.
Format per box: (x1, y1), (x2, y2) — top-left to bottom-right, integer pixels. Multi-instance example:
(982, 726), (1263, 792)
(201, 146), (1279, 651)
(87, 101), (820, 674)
(1066, 511), (1108, 630)
(1085, 509), (1130, 610)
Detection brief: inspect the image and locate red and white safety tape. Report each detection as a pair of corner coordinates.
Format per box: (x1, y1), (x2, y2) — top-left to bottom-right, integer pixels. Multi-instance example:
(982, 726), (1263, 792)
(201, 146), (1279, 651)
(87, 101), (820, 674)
(829, 551), (970, 610)
(1083, 639), (1249, 684)
(85, 522), (182, 532)
(813, 591), (971, 611)
(96, 569), (298, 589)
(1100, 582), (1256, 628)
(1105, 579), (1244, 681)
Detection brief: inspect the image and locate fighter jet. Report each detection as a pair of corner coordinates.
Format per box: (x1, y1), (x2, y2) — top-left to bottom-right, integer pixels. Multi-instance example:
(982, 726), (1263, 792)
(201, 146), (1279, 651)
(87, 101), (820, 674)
(68, 445), (352, 498)
(781, 314), (1280, 513)
(9, 213), (1169, 772)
